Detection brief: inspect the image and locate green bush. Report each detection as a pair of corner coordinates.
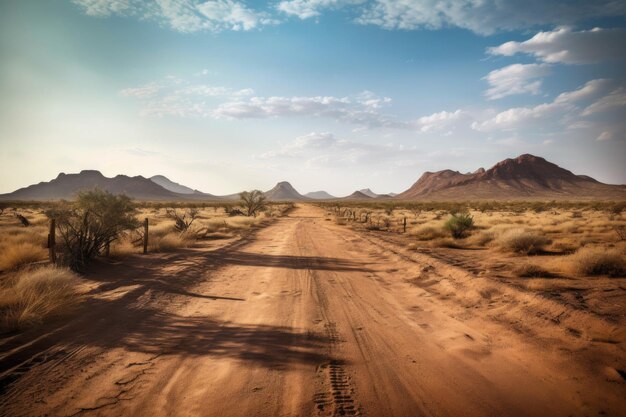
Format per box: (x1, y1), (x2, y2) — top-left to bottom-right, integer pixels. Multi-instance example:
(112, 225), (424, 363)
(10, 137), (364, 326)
(444, 213), (474, 239)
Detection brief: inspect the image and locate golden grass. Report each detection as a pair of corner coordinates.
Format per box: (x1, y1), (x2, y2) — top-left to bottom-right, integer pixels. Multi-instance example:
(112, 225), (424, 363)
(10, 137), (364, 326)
(569, 248), (625, 277)
(0, 242), (47, 271)
(493, 228), (551, 254)
(410, 225), (446, 241)
(0, 266), (82, 332)
(149, 232), (194, 252)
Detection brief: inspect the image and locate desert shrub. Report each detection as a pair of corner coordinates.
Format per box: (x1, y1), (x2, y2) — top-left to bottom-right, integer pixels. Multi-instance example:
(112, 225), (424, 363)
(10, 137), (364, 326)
(0, 242), (47, 271)
(411, 226), (446, 241)
(444, 213), (474, 239)
(239, 190), (267, 217)
(515, 263), (556, 278)
(166, 208), (199, 232)
(493, 228), (551, 254)
(569, 248), (625, 277)
(47, 189), (140, 270)
(0, 266), (81, 331)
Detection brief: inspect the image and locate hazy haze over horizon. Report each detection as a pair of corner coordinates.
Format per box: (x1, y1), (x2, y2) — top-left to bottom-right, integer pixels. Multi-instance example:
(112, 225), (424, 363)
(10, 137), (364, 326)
(1, 0), (625, 195)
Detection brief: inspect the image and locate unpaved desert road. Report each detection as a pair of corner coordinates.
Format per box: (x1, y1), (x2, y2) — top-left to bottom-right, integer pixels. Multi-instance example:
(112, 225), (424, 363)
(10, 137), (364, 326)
(0, 205), (624, 416)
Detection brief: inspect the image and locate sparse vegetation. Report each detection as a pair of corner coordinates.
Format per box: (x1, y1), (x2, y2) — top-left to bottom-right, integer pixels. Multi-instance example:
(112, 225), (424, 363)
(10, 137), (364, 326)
(0, 242), (47, 272)
(569, 248), (625, 277)
(239, 190), (268, 217)
(166, 207), (199, 232)
(443, 213), (474, 239)
(493, 229), (551, 254)
(0, 266), (82, 332)
(47, 189), (140, 270)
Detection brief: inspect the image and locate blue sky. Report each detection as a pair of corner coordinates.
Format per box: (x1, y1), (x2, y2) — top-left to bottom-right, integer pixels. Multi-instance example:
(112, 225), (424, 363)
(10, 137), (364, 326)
(1, 0), (625, 195)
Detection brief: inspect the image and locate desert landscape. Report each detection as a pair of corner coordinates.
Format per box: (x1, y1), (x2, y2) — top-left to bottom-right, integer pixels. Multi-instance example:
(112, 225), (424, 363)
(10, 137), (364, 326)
(2, 1), (626, 416)
(0, 153), (625, 416)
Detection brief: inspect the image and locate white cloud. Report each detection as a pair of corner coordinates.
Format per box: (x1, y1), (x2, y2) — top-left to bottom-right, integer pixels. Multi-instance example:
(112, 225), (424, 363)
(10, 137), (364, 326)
(213, 93), (405, 129)
(554, 78), (612, 104)
(483, 64), (550, 100)
(472, 102), (564, 132)
(472, 79), (625, 139)
(72, 0), (277, 32)
(416, 109), (465, 132)
(121, 75), (256, 117)
(582, 87), (626, 116)
(354, 1), (626, 35)
(277, 0), (364, 19)
(488, 27), (626, 64)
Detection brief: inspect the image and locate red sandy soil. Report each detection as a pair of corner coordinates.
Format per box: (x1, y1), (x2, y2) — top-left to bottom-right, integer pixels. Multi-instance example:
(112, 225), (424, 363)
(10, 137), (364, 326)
(0, 205), (624, 416)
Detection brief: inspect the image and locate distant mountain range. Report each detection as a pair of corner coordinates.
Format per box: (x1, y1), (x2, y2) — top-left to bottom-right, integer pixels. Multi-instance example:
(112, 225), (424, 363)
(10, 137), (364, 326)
(396, 154), (626, 200)
(1, 154), (624, 201)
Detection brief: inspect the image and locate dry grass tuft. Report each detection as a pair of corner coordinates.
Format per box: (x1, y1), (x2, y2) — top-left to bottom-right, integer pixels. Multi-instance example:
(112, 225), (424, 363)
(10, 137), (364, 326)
(515, 263), (557, 278)
(410, 226), (446, 241)
(569, 248), (625, 277)
(0, 266), (82, 332)
(149, 232), (194, 252)
(493, 228), (551, 254)
(0, 242), (47, 271)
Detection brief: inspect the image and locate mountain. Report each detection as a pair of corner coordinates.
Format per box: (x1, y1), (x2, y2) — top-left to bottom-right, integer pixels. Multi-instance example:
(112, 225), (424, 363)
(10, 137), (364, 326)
(342, 191), (374, 200)
(150, 175), (198, 194)
(397, 154), (626, 200)
(305, 191), (337, 199)
(264, 181), (309, 201)
(358, 188), (379, 198)
(0, 170), (184, 201)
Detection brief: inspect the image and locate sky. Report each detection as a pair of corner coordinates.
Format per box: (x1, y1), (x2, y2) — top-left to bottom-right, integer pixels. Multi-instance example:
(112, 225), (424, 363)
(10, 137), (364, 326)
(0, 0), (625, 196)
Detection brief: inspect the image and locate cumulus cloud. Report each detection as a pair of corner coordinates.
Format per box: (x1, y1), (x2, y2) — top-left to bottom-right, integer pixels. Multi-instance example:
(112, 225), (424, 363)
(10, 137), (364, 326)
(483, 64), (550, 100)
(416, 109), (465, 132)
(488, 27), (626, 64)
(354, 0), (626, 35)
(72, 0), (277, 32)
(472, 79), (612, 132)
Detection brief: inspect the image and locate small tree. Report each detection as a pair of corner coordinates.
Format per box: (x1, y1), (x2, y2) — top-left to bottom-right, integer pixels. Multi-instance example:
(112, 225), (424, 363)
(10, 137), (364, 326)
(444, 213), (474, 239)
(47, 189), (139, 270)
(166, 207), (199, 232)
(239, 190), (267, 217)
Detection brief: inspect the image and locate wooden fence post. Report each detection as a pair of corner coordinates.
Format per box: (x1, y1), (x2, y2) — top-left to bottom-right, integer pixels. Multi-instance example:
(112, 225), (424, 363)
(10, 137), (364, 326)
(143, 218), (149, 254)
(48, 218), (56, 264)
(403, 217), (407, 233)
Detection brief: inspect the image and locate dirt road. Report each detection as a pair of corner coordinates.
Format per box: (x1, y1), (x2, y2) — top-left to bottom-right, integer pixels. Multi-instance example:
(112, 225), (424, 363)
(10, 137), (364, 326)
(0, 205), (624, 416)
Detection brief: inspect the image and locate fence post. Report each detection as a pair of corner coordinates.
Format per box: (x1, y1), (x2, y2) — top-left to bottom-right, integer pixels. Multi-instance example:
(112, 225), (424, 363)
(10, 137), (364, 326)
(403, 217), (407, 233)
(143, 218), (149, 254)
(48, 218), (56, 264)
